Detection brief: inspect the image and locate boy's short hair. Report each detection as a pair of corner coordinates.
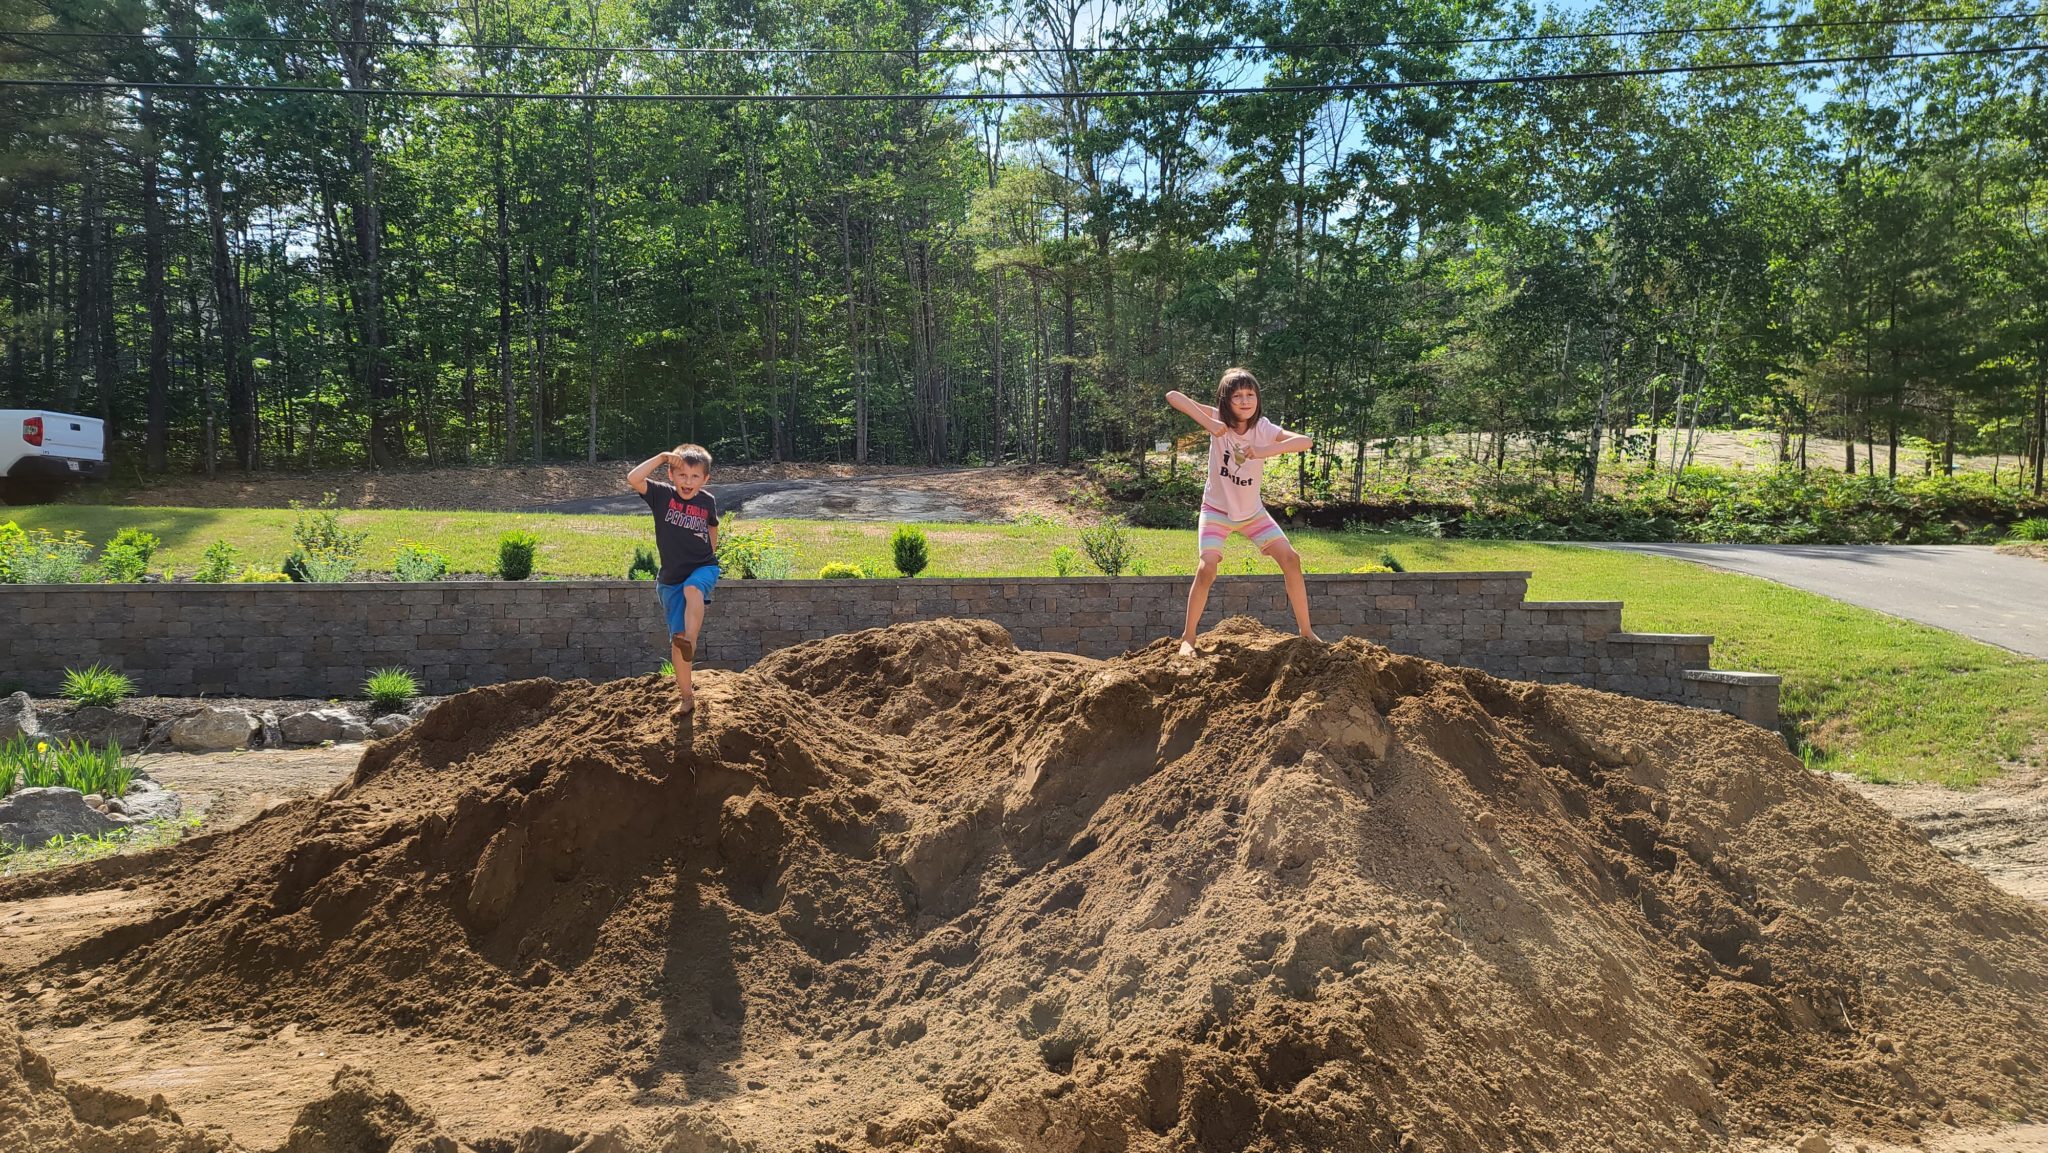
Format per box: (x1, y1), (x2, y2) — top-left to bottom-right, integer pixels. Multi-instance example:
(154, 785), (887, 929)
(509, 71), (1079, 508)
(672, 443), (713, 472)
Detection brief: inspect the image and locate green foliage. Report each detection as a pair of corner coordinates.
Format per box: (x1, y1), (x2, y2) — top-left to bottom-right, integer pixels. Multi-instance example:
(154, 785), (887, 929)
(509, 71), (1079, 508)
(889, 526), (930, 577)
(10, 528), (93, 583)
(1379, 550), (1405, 573)
(716, 519), (796, 579)
(497, 531), (541, 580)
(0, 735), (134, 800)
(196, 539), (240, 583)
(1080, 523), (1134, 576)
(1350, 563), (1395, 573)
(363, 667), (419, 710)
(1051, 546), (1079, 577)
(61, 664), (134, 708)
(233, 567), (292, 583)
(287, 494), (368, 582)
(0, 521), (23, 582)
(95, 528), (159, 583)
(627, 546), (659, 580)
(392, 541), (449, 582)
(658, 659), (676, 677)
(2010, 518), (2048, 542)
(817, 561), (867, 579)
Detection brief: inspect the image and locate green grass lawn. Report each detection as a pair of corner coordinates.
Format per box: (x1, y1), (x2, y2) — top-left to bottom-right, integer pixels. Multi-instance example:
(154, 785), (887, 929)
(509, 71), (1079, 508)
(11, 505), (2045, 787)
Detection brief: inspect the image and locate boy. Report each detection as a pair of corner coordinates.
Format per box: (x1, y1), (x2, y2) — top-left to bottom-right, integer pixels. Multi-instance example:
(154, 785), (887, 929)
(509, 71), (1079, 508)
(627, 444), (720, 714)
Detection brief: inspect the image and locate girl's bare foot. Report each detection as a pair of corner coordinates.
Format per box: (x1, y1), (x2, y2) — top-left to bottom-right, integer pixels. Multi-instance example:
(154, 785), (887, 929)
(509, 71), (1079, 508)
(1301, 631), (1324, 643)
(675, 696), (695, 717)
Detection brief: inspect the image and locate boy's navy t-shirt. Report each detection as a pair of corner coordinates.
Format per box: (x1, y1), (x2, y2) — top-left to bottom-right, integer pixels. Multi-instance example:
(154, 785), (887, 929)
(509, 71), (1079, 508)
(641, 479), (718, 583)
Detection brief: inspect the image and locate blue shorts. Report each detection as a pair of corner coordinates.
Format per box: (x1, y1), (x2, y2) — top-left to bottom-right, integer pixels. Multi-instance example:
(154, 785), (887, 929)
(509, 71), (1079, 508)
(657, 566), (720, 634)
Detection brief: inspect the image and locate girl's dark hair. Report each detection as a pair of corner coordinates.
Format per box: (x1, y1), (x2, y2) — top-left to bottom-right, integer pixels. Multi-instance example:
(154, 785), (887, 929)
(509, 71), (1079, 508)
(1215, 368), (1262, 432)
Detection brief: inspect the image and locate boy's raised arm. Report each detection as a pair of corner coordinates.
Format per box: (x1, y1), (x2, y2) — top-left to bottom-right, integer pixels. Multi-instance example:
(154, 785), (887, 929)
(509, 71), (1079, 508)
(1166, 390), (1226, 435)
(626, 452), (671, 496)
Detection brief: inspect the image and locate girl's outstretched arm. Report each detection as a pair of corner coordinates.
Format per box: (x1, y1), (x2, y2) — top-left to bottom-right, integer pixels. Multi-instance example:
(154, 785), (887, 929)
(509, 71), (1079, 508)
(1166, 390), (1226, 435)
(1241, 429), (1313, 461)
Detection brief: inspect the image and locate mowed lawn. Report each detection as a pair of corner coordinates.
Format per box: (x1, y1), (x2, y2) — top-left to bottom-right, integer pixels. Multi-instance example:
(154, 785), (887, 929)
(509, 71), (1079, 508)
(14, 505), (2047, 786)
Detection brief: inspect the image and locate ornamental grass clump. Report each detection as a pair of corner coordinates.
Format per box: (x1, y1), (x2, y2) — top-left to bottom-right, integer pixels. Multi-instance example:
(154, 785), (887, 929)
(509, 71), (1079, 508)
(61, 664), (134, 708)
(2010, 517), (2048, 542)
(364, 668), (419, 711)
(1, 735), (134, 799)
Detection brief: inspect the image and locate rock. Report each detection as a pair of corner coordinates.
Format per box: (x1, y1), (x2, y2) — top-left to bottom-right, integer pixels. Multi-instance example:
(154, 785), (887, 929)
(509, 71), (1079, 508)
(169, 706), (259, 752)
(1796, 1133), (1833, 1153)
(281, 707), (373, 745)
(260, 710), (284, 749)
(48, 705), (148, 751)
(0, 787), (123, 847)
(371, 713), (413, 739)
(0, 691), (40, 739)
(82, 793), (105, 807)
(405, 697), (439, 720)
(108, 786), (183, 824)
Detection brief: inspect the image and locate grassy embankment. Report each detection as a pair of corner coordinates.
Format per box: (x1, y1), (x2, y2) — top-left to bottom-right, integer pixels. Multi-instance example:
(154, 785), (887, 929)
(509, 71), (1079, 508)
(11, 505), (2045, 786)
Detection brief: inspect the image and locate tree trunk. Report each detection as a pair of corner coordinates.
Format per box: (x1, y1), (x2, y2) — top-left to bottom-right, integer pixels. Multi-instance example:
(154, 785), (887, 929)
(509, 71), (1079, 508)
(140, 92), (172, 473)
(345, 0), (403, 467)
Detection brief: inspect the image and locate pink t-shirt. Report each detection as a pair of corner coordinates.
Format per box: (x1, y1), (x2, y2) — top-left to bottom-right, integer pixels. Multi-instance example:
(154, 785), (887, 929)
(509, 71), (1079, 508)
(1203, 417), (1286, 520)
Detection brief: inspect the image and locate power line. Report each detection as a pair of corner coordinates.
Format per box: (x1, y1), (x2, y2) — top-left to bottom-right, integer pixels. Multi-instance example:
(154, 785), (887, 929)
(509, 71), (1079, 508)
(0, 42), (2037, 102)
(0, 10), (2039, 62)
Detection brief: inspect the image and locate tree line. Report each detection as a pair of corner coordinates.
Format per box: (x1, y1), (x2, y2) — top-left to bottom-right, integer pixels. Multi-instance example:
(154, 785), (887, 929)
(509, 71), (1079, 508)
(1, 0), (2043, 494)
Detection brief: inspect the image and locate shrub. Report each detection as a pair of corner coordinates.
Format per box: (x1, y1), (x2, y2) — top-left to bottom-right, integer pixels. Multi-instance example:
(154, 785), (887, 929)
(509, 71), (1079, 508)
(817, 561), (866, 579)
(392, 541), (449, 582)
(96, 528), (159, 583)
(232, 567), (291, 583)
(1080, 522), (1134, 576)
(364, 667), (419, 710)
(61, 664), (134, 709)
(298, 549), (359, 583)
(196, 539), (239, 583)
(12, 528), (92, 583)
(627, 546), (659, 581)
(1378, 550), (1405, 573)
(497, 530), (541, 580)
(1051, 546), (1079, 577)
(2010, 517), (2048, 542)
(890, 525), (930, 577)
(286, 494), (368, 582)
(716, 519), (796, 579)
(1349, 563), (1395, 574)
(0, 521), (23, 582)
(0, 735), (133, 800)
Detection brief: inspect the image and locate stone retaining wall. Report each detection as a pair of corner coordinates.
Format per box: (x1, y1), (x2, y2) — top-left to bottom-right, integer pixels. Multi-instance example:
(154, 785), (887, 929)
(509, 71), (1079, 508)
(0, 573), (1780, 728)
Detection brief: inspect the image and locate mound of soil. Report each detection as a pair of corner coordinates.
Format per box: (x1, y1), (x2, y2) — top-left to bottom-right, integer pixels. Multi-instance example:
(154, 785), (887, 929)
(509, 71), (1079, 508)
(1, 1017), (226, 1152)
(9, 618), (2048, 1152)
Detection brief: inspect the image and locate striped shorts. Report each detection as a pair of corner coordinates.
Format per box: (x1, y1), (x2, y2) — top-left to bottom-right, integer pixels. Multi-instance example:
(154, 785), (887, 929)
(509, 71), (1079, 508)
(1197, 504), (1288, 555)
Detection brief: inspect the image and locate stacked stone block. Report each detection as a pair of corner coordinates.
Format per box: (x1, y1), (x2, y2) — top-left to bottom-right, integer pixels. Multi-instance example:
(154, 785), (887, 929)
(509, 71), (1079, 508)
(0, 572), (1780, 727)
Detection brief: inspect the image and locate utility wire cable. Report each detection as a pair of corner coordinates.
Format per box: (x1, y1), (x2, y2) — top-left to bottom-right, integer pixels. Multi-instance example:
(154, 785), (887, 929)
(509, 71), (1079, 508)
(0, 41), (2038, 101)
(0, 9), (2040, 61)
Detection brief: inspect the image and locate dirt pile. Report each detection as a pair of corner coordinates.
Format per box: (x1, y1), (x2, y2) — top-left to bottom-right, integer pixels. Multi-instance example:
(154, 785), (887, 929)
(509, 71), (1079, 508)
(10, 617), (2048, 1152)
(1, 1016), (225, 1152)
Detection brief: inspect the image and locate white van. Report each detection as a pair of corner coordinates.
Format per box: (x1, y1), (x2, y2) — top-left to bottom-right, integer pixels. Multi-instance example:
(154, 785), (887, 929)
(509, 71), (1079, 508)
(0, 409), (108, 503)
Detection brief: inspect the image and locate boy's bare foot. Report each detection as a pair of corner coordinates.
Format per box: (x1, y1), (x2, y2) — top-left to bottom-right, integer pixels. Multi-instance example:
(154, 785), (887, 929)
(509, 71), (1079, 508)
(1177, 639), (1197, 657)
(674, 696), (695, 718)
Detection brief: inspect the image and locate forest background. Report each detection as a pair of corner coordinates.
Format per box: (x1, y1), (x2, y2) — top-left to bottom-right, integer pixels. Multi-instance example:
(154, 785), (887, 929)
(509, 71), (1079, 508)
(2, 0), (2045, 512)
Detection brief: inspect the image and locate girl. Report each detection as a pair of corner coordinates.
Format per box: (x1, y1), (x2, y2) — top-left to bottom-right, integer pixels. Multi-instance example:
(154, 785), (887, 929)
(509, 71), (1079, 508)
(1166, 368), (1321, 656)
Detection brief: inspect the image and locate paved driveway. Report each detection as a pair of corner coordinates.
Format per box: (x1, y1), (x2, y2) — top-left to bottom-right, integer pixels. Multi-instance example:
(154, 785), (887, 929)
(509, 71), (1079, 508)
(1596, 544), (2048, 660)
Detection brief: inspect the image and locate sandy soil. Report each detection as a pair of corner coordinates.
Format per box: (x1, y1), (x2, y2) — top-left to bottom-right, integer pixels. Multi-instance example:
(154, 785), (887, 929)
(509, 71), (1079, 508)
(7, 636), (2047, 1152)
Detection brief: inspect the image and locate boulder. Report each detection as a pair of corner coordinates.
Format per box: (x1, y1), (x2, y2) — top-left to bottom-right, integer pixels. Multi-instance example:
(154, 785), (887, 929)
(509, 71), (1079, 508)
(169, 706), (258, 752)
(48, 706), (148, 751)
(107, 783), (183, 824)
(0, 787), (123, 847)
(259, 710), (284, 749)
(281, 708), (373, 745)
(0, 691), (39, 740)
(405, 697), (440, 720)
(371, 714), (413, 739)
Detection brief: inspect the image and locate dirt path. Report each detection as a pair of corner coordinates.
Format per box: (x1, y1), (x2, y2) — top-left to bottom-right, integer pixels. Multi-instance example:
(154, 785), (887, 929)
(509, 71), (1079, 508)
(1842, 765), (2048, 906)
(135, 744), (361, 832)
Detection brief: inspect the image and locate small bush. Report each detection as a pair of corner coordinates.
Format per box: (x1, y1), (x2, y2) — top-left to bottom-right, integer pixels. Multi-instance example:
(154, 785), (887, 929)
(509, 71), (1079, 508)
(890, 525), (930, 577)
(1378, 550), (1405, 573)
(716, 519), (796, 579)
(498, 530), (541, 580)
(627, 546), (659, 580)
(1349, 563), (1395, 574)
(1080, 522), (1134, 576)
(0, 521), (24, 582)
(282, 549), (310, 582)
(1, 735), (133, 800)
(12, 528), (92, 583)
(61, 664), (134, 709)
(298, 549), (359, 583)
(96, 528), (159, 582)
(232, 567), (291, 583)
(290, 493), (368, 557)
(817, 561), (866, 579)
(1051, 545), (1079, 577)
(363, 667), (419, 710)
(2010, 517), (2048, 542)
(392, 541), (449, 582)
(196, 540), (239, 583)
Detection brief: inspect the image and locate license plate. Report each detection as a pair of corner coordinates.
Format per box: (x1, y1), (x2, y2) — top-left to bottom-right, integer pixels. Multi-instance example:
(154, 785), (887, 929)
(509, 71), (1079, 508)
(66, 460), (80, 471)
